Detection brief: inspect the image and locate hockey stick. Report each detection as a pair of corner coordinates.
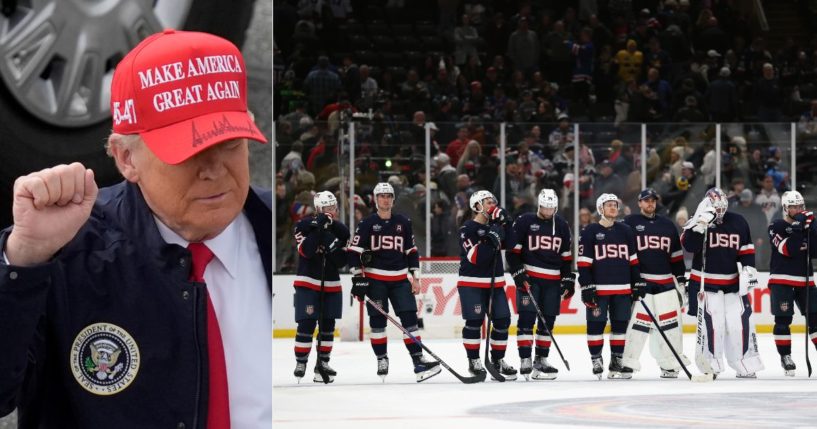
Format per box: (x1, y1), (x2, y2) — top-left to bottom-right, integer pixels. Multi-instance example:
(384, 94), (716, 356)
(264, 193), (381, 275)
(637, 298), (700, 380)
(806, 229), (812, 377)
(694, 228), (716, 381)
(363, 297), (486, 384)
(483, 249), (506, 382)
(523, 286), (570, 371)
(314, 230), (331, 384)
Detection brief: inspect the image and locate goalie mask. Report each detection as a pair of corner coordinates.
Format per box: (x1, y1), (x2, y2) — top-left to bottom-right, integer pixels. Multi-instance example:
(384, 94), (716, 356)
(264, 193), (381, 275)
(469, 190), (496, 214)
(782, 190), (805, 214)
(704, 187), (729, 222)
(313, 191), (337, 213)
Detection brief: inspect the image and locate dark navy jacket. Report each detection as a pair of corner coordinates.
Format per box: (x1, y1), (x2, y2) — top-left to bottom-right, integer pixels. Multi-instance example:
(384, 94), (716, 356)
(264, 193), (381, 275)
(0, 181), (271, 428)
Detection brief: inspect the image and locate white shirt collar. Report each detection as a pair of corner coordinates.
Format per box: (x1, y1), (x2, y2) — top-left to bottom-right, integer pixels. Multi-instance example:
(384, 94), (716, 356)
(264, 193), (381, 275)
(153, 216), (241, 279)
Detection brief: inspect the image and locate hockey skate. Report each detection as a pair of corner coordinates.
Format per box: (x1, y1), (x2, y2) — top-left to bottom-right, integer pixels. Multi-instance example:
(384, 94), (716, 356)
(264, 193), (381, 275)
(736, 372), (756, 379)
(531, 356), (558, 380)
(519, 357), (533, 381)
(607, 355), (633, 379)
(376, 356), (389, 382)
(660, 368), (679, 379)
(491, 359), (518, 381)
(313, 360), (336, 383)
(781, 355), (796, 377)
(468, 358), (487, 378)
(412, 355), (442, 383)
(294, 361), (307, 383)
(591, 356), (604, 380)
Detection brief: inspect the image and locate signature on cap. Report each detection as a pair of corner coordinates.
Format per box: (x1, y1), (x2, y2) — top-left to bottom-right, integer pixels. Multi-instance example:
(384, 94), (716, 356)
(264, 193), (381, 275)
(191, 114), (258, 147)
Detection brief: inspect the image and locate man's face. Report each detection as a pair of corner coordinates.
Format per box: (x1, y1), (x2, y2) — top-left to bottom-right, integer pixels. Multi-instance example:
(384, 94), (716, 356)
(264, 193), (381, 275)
(639, 197), (657, 215)
(579, 208), (591, 224)
(376, 193), (394, 211)
(481, 198), (497, 213)
(787, 205), (805, 218)
(319, 204), (338, 218)
(134, 138), (250, 241)
(763, 176), (774, 190)
(603, 201), (619, 219)
(539, 206), (556, 219)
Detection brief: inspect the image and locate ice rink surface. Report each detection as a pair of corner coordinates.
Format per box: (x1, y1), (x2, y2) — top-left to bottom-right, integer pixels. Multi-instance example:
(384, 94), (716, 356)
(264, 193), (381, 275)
(273, 334), (817, 428)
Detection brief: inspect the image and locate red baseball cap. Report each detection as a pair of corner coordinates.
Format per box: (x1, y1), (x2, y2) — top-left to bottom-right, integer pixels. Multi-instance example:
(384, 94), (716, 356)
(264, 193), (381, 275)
(110, 29), (267, 164)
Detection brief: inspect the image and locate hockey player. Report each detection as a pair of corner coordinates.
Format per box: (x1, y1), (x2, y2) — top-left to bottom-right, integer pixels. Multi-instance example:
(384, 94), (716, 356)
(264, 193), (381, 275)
(622, 188), (690, 378)
(507, 189), (575, 380)
(292, 191), (350, 383)
(578, 193), (644, 379)
(682, 187), (764, 378)
(767, 190), (817, 376)
(347, 182), (441, 382)
(457, 190), (518, 380)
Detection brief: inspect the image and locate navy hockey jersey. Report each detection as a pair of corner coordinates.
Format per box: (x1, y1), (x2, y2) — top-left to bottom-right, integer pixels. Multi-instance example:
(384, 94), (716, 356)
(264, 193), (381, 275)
(458, 219), (508, 288)
(680, 212), (754, 289)
(294, 216), (351, 292)
(577, 222), (641, 295)
(347, 213), (419, 281)
(507, 213), (572, 280)
(768, 219), (817, 287)
(624, 214), (685, 285)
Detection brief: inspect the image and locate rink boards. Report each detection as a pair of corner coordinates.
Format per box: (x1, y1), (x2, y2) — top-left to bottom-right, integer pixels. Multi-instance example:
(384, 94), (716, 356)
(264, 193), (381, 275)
(272, 272), (808, 338)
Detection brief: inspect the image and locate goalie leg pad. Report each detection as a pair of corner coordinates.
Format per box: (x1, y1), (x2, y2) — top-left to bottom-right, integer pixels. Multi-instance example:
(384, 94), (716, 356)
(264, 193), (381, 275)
(622, 295), (652, 372)
(725, 293), (764, 375)
(649, 290), (687, 370)
(696, 291), (725, 375)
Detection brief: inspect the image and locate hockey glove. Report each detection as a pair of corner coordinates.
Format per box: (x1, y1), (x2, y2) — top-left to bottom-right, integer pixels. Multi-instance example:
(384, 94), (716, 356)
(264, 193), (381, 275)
(581, 284), (598, 308)
(485, 228), (502, 249)
(675, 275), (689, 307)
(510, 266), (530, 292)
(631, 280), (647, 300)
(743, 266), (758, 291)
(311, 213), (333, 229)
(561, 273), (576, 300)
(487, 206), (511, 225)
(692, 207), (716, 234)
(795, 211), (815, 229)
(351, 276), (370, 300)
(322, 232), (341, 254)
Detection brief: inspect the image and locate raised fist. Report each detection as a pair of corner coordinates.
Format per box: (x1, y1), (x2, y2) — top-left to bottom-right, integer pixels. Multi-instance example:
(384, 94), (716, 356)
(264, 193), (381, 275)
(7, 163), (98, 266)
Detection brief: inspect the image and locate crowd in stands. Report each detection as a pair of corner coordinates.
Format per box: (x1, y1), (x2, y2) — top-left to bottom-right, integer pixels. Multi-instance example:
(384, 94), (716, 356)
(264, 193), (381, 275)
(274, 0), (817, 272)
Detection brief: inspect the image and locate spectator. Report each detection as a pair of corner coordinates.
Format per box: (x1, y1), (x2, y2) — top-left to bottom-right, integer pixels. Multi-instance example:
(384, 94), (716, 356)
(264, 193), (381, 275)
(359, 65), (378, 108)
(548, 113), (574, 154)
(673, 95), (707, 122)
(303, 55), (341, 115)
(457, 140), (482, 176)
(429, 68), (457, 99)
(569, 27), (595, 104)
(588, 14), (613, 49)
(593, 160), (625, 200)
(727, 177), (746, 206)
(430, 200), (458, 256)
(543, 20), (573, 85)
(506, 17), (540, 74)
(615, 39), (644, 84)
(755, 174), (782, 223)
(643, 37), (672, 79)
(461, 54), (483, 83)
(432, 153), (458, 201)
(578, 207), (593, 233)
(454, 14), (480, 66)
(463, 81), (488, 116)
(696, 16), (729, 55)
(797, 100), (817, 138)
(644, 67), (672, 118)
(485, 12), (512, 60)
(705, 67), (738, 122)
(754, 63), (784, 122)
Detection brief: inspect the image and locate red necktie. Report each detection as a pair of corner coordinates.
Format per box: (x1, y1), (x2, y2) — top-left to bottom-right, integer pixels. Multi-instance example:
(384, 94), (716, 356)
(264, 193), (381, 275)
(188, 243), (230, 429)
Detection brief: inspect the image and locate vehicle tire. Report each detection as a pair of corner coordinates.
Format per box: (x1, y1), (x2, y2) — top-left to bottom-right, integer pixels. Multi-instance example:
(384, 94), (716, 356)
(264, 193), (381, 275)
(0, 0), (257, 228)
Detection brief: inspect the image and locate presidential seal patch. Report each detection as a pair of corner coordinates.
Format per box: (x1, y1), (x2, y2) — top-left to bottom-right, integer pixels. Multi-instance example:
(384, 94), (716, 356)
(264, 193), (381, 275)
(70, 323), (139, 396)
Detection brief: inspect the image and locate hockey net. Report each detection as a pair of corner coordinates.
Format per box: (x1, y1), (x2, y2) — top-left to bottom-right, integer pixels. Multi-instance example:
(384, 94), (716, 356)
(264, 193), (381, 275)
(340, 257), (473, 341)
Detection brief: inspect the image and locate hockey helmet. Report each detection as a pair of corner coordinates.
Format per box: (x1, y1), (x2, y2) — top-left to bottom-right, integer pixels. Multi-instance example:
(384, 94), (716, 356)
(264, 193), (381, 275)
(638, 188), (660, 201)
(313, 191), (337, 213)
(373, 182), (395, 210)
(538, 188), (559, 209)
(596, 193), (619, 216)
(782, 190), (805, 213)
(469, 190), (496, 214)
